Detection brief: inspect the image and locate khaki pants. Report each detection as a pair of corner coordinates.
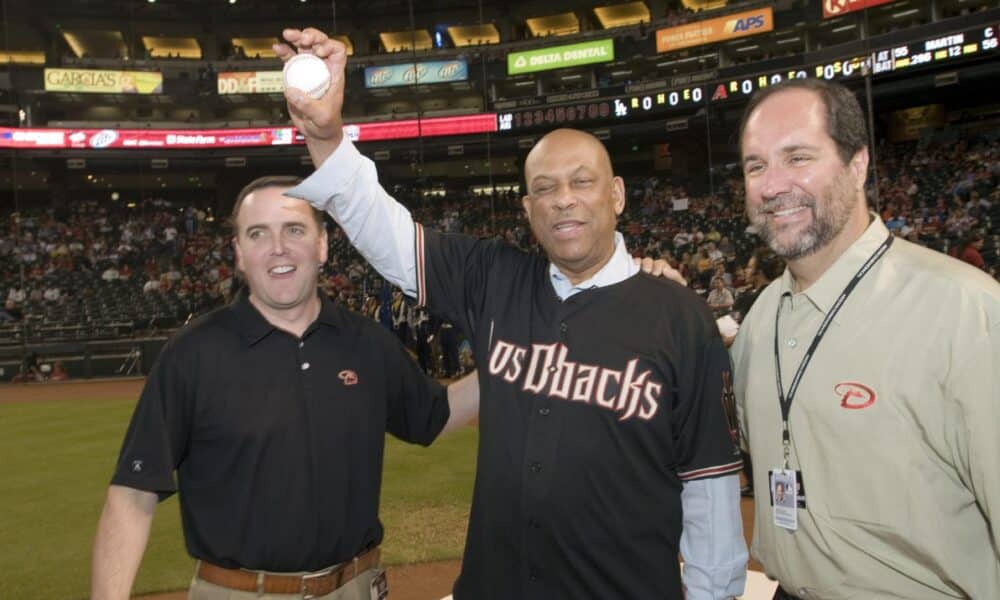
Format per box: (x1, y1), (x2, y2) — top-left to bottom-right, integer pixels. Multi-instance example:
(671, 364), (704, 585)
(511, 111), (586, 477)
(189, 564), (381, 600)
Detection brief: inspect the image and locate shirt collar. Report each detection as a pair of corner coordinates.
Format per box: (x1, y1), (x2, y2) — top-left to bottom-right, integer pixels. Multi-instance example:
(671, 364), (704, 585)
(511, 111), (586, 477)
(549, 232), (637, 301)
(779, 214), (891, 319)
(231, 286), (343, 345)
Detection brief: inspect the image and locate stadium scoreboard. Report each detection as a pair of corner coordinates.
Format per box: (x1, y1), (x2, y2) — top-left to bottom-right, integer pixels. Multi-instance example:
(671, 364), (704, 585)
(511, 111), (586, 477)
(872, 25), (997, 73)
(497, 24), (998, 133)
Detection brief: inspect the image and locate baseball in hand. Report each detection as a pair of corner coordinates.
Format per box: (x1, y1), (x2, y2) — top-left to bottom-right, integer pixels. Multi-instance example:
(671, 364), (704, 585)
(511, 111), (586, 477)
(283, 53), (330, 99)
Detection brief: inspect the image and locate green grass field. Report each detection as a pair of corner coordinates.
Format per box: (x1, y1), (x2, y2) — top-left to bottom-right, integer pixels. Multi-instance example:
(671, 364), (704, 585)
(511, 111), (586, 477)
(0, 397), (477, 599)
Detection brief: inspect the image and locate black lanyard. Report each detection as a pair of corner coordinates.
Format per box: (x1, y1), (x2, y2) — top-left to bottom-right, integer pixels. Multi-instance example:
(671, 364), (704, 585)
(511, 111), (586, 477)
(773, 233), (894, 468)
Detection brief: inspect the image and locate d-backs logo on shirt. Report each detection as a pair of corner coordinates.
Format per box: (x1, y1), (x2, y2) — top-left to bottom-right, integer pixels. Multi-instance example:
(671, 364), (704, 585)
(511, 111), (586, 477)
(487, 339), (662, 422)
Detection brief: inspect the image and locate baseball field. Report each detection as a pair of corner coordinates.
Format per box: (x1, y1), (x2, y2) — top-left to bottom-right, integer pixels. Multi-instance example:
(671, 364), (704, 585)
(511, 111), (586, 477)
(2, 378), (764, 600)
(1, 378), (474, 600)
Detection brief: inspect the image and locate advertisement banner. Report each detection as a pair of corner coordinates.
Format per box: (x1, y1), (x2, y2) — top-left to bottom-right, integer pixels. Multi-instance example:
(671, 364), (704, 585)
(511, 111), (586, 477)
(823, 0), (899, 19)
(0, 114), (498, 150)
(364, 60), (468, 88)
(0, 127), (297, 149)
(508, 39), (614, 75)
(655, 7), (774, 53)
(44, 69), (163, 94)
(216, 71), (285, 94)
(342, 113), (495, 142)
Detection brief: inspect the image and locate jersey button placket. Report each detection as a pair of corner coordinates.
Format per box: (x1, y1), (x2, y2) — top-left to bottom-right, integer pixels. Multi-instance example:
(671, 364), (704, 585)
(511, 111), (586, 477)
(298, 337), (309, 368)
(297, 337), (314, 395)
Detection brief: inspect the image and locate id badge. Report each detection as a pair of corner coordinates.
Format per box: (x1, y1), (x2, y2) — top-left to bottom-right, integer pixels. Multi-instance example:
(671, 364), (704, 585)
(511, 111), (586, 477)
(769, 468), (798, 531)
(370, 568), (389, 600)
(371, 569), (389, 600)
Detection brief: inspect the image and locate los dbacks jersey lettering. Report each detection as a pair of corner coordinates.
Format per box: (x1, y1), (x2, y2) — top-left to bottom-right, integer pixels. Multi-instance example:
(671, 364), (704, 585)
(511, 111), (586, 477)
(414, 225), (742, 599)
(486, 340), (663, 422)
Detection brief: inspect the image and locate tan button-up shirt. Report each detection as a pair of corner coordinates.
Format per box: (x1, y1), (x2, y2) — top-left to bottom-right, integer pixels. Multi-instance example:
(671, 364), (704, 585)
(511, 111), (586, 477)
(732, 217), (1000, 599)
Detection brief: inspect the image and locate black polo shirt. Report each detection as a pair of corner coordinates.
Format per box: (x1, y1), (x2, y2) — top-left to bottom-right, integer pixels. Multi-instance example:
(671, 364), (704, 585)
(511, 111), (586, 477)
(111, 289), (449, 571)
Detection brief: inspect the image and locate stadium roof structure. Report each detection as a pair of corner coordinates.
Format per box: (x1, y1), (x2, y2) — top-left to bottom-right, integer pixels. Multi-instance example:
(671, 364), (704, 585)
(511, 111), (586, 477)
(593, 1), (651, 29)
(141, 37), (202, 60)
(525, 12), (581, 37)
(61, 29), (129, 60)
(448, 24), (502, 47)
(379, 30), (435, 53)
(229, 37), (280, 59)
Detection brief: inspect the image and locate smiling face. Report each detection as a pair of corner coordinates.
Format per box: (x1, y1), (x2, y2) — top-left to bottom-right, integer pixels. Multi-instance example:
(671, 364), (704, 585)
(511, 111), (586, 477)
(522, 129), (625, 284)
(232, 185), (327, 321)
(741, 88), (869, 262)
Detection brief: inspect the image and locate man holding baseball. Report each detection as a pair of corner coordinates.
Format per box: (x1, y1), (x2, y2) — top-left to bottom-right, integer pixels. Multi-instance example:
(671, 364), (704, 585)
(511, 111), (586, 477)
(279, 27), (746, 600)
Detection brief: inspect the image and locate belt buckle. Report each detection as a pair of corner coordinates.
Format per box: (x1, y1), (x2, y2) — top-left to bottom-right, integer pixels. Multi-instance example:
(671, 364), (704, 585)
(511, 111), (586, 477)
(300, 569), (329, 600)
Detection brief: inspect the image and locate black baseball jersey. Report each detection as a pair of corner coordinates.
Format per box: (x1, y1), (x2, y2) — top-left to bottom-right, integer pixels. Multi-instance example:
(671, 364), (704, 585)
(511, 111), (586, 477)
(414, 225), (742, 599)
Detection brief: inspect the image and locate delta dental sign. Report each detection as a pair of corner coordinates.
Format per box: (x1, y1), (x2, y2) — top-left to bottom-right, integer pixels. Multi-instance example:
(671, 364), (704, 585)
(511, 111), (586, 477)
(508, 39), (615, 75)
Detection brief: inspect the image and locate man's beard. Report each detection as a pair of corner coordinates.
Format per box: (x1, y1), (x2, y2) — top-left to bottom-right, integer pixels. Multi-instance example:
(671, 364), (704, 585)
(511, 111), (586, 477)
(749, 182), (856, 260)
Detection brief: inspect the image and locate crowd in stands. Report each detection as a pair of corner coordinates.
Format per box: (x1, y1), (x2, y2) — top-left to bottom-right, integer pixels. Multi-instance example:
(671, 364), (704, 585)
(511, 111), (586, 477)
(2, 134), (998, 380)
(0, 198), (234, 343)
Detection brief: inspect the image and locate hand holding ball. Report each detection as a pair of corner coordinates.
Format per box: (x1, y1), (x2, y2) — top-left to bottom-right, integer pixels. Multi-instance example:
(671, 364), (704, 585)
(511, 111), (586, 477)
(283, 53), (330, 99)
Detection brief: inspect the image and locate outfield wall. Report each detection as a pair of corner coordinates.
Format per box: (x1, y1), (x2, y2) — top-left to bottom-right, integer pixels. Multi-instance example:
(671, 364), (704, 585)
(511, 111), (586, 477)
(0, 336), (169, 381)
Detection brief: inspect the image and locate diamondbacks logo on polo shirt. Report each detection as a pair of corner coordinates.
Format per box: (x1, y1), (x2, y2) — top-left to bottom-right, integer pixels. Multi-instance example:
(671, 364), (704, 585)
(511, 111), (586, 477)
(338, 370), (359, 386)
(835, 381), (876, 409)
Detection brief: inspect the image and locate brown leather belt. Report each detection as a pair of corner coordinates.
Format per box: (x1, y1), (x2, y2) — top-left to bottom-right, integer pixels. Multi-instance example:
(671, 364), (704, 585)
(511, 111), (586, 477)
(196, 547), (380, 598)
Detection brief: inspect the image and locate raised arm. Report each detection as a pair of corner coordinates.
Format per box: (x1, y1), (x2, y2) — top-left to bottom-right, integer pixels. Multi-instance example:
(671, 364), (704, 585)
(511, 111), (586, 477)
(276, 27), (419, 296)
(273, 27), (347, 168)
